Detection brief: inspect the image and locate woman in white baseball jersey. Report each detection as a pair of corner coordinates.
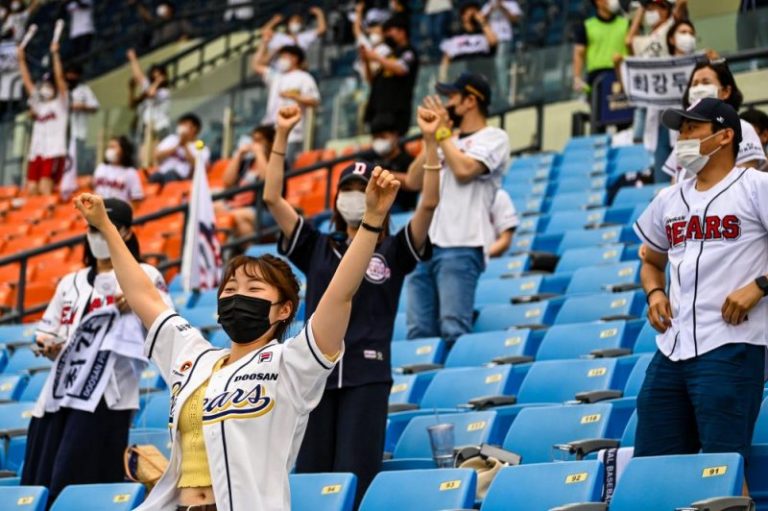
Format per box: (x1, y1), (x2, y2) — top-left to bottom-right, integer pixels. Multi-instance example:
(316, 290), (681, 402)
(74, 163), (402, 511)
(92, 136), (144, 208)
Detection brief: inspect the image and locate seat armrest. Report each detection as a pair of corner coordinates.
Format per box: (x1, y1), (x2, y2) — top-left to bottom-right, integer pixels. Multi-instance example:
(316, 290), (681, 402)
(398, 363), (444, 375)
(590, 348), (633, 358)
(574, 390), (623, 403)
(467, 395), (518, 409)
(512, 293), (557, 305)
(0, 470), (16, 477)
(382, 451), (393, 460)
(555, 438), (620, 459)
(606, 283), (641, 293)
(491, 355), (534, 366)
(600, 314), (637, 321)
(690, 496), (756, 511)
(388, 403), (420, 413)
(550, 503), (609, 511)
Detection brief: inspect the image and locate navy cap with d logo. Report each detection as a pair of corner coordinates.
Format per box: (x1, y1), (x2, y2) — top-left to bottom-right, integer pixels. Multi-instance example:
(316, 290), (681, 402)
(661, 98), (743, 145)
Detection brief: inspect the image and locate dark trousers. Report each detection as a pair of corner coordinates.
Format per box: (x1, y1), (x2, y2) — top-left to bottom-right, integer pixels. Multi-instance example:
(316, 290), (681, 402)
(21, 400), (132, 508)
(295, 382), (390, 510)
(635, 343), (765, 462)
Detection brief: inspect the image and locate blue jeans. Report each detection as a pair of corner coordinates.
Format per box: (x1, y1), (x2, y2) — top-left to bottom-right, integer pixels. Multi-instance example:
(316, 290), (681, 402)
(406, 246), (485, 342)
(635, 343), (765, 461)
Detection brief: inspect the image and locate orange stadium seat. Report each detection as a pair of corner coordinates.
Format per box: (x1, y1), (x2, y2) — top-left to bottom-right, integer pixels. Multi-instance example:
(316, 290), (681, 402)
(162, 181), (191, 200)
(23, 281), (57, 308)
(0, 264), (22, 283)
(0, 223), (30, 240)
(29, 218), (75, 237)
(299, 192), (327, 217)
(0, 284), (13, 313)
(17, 195), (58, 211)
(4, 208), (46, 225)
(293, 149), (324, 169)
(143, 183), (161, 198)
(405, 139), (423, 157)
(164, 235), (182, 261)
(32, 262), (82, 285)
(0, 186), (18, 200)
(208, 159), (230, 188)
(136, 196), (182, 217)
(2, 235), (48, 256)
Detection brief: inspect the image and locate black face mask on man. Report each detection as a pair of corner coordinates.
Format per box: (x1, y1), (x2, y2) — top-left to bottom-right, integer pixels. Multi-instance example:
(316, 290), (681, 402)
(446, 104), (463, 128)
(217, 294), (280, 344)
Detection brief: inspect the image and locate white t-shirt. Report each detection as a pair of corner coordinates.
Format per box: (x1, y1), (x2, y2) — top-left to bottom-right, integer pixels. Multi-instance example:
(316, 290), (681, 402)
(93, 163), (145, 202)
(135, 312), (341, 511)
(632, 17), (675, 58)
(139, 78), (171, 133)
(633, 167), (768, 360)
(425, 0), (453, 13)
(441, 33), (493, 59)
(224, 0), (254, 20)
(156, 134), (211, 179)
(430, 127), (511, 249)
(664, 120), (768, 181)
(66, 0), (95, 38)
(354, 34), (391, 81)
(490, 188), (519, 237)
(482, 1), (522, 42)
(28, 92), (69, 159)
(262, 68), (320, 144)
(268, 30), (319, 52)
(3, 10), (29, 43)
(69, 83), (99, 140)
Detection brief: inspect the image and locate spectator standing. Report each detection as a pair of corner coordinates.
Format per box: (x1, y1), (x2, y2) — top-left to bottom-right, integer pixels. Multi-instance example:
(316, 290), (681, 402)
(481, 0), (520, 102)
(627, 0), (684, 59)
(252, 43), (320, 165)
(736, 0), (768, 51)
(224, 0), (254, 23)
(361, 14), (418, 136)
(17, 41), (69, 196)
(634, 98), (767, 481)
(405, 73), (510, 342)
(92, 136), (144, 207)
(150, 113), (209, 184)
(65, 63), (98, 172)
(131, 0), (193, 48)
(60, 0), (95, 57)
(487, 187), (518, 258)
(365, 113), (418, 212)
(740, 108), (768, 170)
(352, 1), (391, 83)
(439, 1), (498, 81)
(423, 0), (452, 59)
(127, 48), (171, 144)
(261, 7), (327, 57)
(2, 0), (39, 43)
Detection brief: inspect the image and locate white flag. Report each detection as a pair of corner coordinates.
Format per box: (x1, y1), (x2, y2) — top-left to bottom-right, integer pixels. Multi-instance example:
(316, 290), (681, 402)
(181, 142), (223, 291)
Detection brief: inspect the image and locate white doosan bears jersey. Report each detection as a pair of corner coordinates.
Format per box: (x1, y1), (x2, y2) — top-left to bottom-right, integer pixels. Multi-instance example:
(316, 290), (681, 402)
(634, 167), (768, 361)
(135, 311), (341, 511)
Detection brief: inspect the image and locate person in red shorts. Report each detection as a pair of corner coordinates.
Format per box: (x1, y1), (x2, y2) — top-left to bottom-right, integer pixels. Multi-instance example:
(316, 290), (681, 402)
(17, 39), (69, 195)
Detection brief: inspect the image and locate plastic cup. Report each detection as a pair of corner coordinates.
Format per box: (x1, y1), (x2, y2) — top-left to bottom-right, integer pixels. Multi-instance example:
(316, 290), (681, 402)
(427, 423), (455, 468)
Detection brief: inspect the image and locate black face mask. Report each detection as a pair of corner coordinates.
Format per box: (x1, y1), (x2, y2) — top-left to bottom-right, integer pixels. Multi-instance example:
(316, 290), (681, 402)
(446, 105), (463, 128)
(218, 294), (278, 344)
(384, 36), (398, 48)
(67, 78), (80, 89)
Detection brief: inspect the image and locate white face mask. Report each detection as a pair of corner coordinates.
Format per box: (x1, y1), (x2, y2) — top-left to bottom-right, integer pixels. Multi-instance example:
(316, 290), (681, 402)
(369, 32), (383, 46)
(10, 1), (21, 12)
(157, 5), (170, 18)
(336, 190), (367, 226)
(288, 21), (302, 34)
(674, 131), (722, 175)
(688, 84), (720, 103)
(372, 138), (393, 156)
(105, 147), (119, 164)
(644, 10), (661, 28)
(607, 0), (621, 14)
(275, 57), (292, 73)
(675, 33), (696, 54)
(87, 231), (111, 260)
(39, 84), (54, 100)
(176, 124), (189, 138)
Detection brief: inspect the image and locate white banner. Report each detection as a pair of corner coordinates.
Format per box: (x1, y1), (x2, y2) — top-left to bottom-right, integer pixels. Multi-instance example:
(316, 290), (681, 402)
(181, 143), (223, 291)
(621, 54), (701, 108)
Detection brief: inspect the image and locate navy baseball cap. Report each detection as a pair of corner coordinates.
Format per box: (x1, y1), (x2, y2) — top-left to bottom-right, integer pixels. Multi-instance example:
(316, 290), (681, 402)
(661, 98), (742, 144)
(338, 161), (374, 188)
(435, 72), (491, 108)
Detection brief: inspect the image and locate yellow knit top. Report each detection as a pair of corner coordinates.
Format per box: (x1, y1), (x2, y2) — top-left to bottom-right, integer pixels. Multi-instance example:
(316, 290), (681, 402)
(177, 357), (227, 488)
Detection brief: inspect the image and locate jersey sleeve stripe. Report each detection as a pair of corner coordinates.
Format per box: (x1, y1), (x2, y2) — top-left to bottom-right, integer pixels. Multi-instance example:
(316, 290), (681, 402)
(633, 221), (667, 252)
(404, 222), (426, 262)
(304, 322), (333, 370)
(282, 216), (305, 258)
(147, 312), (180, 359)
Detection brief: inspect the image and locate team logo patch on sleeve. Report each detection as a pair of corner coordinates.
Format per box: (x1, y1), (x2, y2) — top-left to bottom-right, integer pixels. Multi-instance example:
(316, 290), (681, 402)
(364, 254), (392, 284)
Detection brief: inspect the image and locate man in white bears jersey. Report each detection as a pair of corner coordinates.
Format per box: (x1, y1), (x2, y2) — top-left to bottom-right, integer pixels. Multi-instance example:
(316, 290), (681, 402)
(633, 98), (768, 473)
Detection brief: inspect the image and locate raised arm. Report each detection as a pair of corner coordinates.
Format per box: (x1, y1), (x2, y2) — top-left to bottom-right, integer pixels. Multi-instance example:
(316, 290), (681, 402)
(352, 1), (365, 39)
(640, 246), (671, 333)
(625, 6), (644, 52)
(126, 49), (147, 87)
(252, 31), (273, 75)
(310, 6), (327, 37)
(263, 106), (301, 237)
(74, 194), (169, 329)
(50, 42), (67, 96)
(475, 10), (498, 47)
(312, 167), (400, 355)
(407, 106), (442, 251)
(15, 45), (35, 96)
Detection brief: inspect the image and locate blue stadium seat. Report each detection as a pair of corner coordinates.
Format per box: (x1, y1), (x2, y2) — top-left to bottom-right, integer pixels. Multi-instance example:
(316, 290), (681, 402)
(516, 216), (545, 234)
(387, 413), (499, 468)
(556, 226), (623, 255)
(536, 320), (631, 361)
(392, 313), (408, 341)
(49, 483), (145, 511)
(133, 393), (170, 429)
(564, 261), (640, 295)
(517, 197), (545, 216)
(747, 398), (768, 509)
(178, 306), (218, 330)
(18, 372), (48, 402)
(502, 181), (547, 199)
(418, 366), (524, 411)
(555, 244), (624, 274)
(4, 348), (52, 375)
(188, 289), (218, 309)
(0, 325), (36, 346)
(0, 374), (27, 402)
(206, 329), (230, 349)
(566, 134), (610, 150)
(389, 373), (436, 411)
(128, 428), (172, 458)
(554, 291), (645, 324)
(481, 460), (604, 510)
(611, 184), (664, 208)
(290, 473), (357, 511)
(550, 176), (608, 195)
(610, 454), (746, 510)
(360, 469), (476, 511)
(390, 212), (412, 232)
(5, 436), (26, 474)
(473, 302), (552, 332)
(0, 486), (48, 511)
(0, 402), (35, 436)
(475, 276), (545, 306)
(481, 255), (530, 279)
(633, 321), (657, 353)
(508, 232), (535, 253)
(542, 209), (607, 235)
(169, 291), (190, 309)
(444, 330), (537, 368)
(244, 243), (278, 258)
(547, 191), (606, 213)
(391, 338), (446, 373)
(139, 363), (165, 393)
(514, 359), (624, 405)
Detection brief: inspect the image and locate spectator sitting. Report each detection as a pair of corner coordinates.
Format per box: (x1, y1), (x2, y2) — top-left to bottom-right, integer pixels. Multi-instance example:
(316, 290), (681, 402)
(127, 48), (171, 141)
(361, 14), (418, 136)
(92, 136), (144, 207)
(150, 113), (209, 184)
(487, 188), (518, 258)
(364, 113), (417, 212)
(130, 0), (193, 48)
(60, 0), (95, 58)
(260, 6), (327, 59)
(252, 43), (320, 166)
(740, 108), (768, 170)
(17, 41), (69, 196)
(65, 63), (99, 172)
(2, 0), (39, 43)
(439, 1), (498, 79)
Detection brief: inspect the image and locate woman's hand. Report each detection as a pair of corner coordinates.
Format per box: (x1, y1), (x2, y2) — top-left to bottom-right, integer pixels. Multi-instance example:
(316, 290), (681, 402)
(364, 166), (400, 225)
(74, 193), (111, 231)
(276, 106), (301, 134)
(422, 95), (452, 131)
